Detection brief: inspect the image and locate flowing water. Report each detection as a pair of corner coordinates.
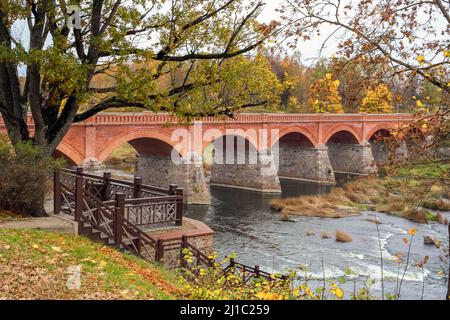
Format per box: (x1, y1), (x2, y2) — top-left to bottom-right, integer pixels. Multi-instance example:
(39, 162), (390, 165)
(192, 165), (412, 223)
(107, 163), (449, 300)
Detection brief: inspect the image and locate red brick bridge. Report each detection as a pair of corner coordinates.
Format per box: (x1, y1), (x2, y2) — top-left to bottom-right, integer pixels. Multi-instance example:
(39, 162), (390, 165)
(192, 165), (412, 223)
(1, 113), (412, 204)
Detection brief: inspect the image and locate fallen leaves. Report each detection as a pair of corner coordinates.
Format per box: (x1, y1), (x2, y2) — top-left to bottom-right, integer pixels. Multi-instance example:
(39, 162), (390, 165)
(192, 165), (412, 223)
(0, 229), (180, 300)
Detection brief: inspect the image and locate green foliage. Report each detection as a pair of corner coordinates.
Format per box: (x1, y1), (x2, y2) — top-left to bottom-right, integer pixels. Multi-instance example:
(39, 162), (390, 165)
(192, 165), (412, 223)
(0, 135), (64, 216)
(1, 0), (281, 120)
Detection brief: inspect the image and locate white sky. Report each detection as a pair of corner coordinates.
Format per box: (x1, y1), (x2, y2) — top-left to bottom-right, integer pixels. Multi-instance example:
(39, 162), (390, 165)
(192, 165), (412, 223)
(258, 0), (340, 64)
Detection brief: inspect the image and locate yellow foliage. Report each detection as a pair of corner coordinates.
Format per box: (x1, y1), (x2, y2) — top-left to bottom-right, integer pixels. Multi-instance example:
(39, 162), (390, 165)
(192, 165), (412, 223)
(308, 74), (344, 113)
(359, 84), (393, 114)
(416, 55), (426, 64)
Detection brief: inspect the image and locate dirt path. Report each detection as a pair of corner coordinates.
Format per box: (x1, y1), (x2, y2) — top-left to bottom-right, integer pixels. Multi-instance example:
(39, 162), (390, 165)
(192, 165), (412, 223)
(0, 194), (76, 233)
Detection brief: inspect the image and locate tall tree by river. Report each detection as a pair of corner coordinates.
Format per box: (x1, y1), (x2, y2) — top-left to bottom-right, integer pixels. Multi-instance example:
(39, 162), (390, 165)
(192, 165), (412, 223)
(0, 0), (280, 155)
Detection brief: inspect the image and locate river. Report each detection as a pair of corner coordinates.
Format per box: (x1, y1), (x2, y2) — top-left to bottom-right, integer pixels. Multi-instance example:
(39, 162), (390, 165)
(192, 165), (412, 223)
(106, 163), (449, 300)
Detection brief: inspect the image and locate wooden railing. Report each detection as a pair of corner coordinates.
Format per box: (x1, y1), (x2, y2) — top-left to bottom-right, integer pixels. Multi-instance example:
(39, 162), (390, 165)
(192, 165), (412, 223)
(54, 167), (183, 227)
(54, 168), (282, 282)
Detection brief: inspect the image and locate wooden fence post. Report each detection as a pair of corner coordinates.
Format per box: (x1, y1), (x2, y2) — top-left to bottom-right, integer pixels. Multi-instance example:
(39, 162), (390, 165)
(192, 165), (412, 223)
(168, 184), (178, 195)
(74, 167), (84, 223)
(53, 171), (61, 214)
(180, 235), (188, 268)
(102, 171), (112, 200)
(155, 239), (164, 263)
(133, 177), (142, 198)
(254, 265), (260, 278)
(114, 193), (125, 245)
(175, 187), (183, 226)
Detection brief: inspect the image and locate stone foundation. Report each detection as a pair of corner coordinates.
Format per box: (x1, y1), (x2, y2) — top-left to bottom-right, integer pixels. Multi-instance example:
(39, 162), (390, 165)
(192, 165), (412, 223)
(327, 141), (377, 175)
(278, 144), (335, 184)
(370, 140), (409, 167)
(210, 150), (281, 193)
(147, 218), (214, 269)
(135, 154), (210, 204)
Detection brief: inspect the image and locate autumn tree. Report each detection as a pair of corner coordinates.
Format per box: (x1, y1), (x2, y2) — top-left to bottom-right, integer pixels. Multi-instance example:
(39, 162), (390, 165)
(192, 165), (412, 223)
(330, 58), (369, 112)
(0, 0), (280, 215)
(360, 84), (394, 114)
(308, 73), (344, 113)
(280, 0), (449, 297)
(280, 0), (449, 95)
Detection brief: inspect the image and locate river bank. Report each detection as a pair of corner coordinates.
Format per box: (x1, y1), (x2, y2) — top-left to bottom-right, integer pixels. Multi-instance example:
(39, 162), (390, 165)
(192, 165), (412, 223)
(270, 166), (450, 224)
(97, 163), (450, 299)
(185, 182), (450, 299)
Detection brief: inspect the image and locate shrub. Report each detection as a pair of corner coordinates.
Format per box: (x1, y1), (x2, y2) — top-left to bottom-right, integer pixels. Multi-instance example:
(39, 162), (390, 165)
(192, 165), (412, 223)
(403, 208), (428, 224)
(0, 135), (64, 216)
(177, 252), (347, 300)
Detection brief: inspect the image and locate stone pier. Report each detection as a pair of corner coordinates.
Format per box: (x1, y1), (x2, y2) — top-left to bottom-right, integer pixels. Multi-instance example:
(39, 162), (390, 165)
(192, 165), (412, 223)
(370, 140), (409, 167)
(327, 140), (377, 175)
(210, 147), (281, 193)
(278, 144), (335, 184)
(135, 153), (210, 205)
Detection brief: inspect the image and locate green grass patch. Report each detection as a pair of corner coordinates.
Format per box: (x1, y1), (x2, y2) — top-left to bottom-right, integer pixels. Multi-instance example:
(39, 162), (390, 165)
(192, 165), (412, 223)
(394, 163), (450, 178)
(0, 229), (182, 300)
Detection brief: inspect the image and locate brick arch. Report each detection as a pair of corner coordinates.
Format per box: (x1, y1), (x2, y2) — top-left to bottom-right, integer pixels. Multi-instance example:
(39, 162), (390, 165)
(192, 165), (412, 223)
(97, 129), (183, 163)
(323, 125), (362, 144)
(54, 142), (84, 165)
(201, 131), (259, 153)
(366, 123), (395, 141)
(274, 127), (318, 148)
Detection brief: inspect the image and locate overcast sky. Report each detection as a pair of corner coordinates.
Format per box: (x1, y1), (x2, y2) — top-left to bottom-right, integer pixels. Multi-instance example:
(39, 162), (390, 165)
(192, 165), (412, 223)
(12, 0), (339, 75)
(258, 0), (340, 64)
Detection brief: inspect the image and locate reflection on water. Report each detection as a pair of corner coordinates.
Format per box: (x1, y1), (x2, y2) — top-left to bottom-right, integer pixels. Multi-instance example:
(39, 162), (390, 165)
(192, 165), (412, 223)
(105, 163), (449, 299)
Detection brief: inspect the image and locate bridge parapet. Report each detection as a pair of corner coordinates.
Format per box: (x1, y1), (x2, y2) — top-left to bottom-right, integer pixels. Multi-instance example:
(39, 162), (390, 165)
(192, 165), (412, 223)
(70, 112), (413, 125)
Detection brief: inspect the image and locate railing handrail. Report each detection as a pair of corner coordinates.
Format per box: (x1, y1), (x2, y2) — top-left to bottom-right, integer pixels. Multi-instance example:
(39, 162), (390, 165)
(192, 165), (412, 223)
(59, 168), (172, 196)
(54, 168), (281, 281)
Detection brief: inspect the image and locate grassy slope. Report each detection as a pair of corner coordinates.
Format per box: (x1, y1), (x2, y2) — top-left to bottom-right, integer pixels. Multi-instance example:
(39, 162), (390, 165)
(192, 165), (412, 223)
(0, 229), (183, 300)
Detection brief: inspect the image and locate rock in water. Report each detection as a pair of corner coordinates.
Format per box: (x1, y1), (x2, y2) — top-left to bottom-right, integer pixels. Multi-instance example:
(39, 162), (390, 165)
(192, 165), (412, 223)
(437, 212), (448, 225)
(321, 231), (331, 239)
(335, 230), (352, 242)
(423, 234), (436, 245)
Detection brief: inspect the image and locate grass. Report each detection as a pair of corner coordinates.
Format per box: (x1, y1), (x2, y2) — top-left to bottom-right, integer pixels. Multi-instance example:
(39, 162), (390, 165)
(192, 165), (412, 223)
(392, 163), (450, 178)
(271, 174), (450, 224)
(0, 229), (182, 299)
(105, 143), (136, 163)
